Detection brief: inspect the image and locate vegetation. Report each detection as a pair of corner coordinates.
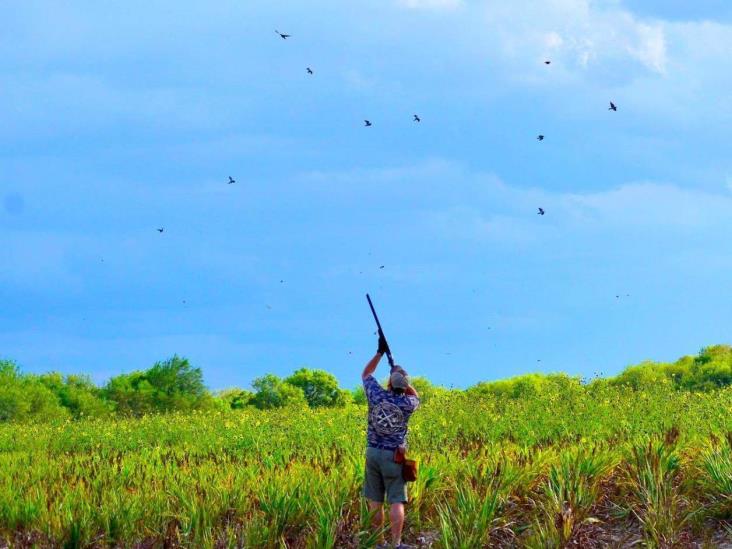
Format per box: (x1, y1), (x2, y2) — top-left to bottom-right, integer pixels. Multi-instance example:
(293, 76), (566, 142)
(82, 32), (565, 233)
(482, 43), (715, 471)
(1, 345), (731, 422)
(0, 346), (731, 546)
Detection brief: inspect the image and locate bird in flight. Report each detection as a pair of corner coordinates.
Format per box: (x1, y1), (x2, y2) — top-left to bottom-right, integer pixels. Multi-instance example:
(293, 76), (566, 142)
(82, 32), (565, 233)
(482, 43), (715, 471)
(379, 265), (384, 269)
(609, 101), (617, 111)
(544, 60), (551, 65)
(306, 67), (313, 75)
(228, 176), (235, 184)
(275, 30), (290, 39)
(537, 208), (545, 215)
(413, 114), (421, 122)
(537, 135), (544, 141)
(157, 228), (164, 233)
(364, 120), (372, 127)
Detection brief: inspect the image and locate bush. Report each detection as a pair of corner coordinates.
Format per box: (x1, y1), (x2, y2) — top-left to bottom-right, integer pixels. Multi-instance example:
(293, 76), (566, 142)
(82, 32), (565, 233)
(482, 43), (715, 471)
(250, 374), (307, 410)
(285, 368), (350, 407)
(103, 356), (212, 416)
(216, 388), (254, 409)
(39, 373), (113, 419)
(0, 361), (68, 422)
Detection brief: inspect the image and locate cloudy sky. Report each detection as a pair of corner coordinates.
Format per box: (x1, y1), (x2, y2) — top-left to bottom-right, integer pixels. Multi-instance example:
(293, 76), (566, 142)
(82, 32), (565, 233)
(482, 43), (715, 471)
(1, 0), (731, 389)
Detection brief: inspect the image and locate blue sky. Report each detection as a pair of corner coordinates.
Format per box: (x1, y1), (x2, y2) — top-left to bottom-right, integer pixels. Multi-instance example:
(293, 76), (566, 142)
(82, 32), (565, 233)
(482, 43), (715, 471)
(2, 0), (732, 390)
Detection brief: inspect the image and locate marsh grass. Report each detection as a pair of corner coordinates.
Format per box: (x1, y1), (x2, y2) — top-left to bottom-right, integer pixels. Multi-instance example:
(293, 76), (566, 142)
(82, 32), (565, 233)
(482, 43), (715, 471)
(526, 447), (617, 547)
(1, 386), (732, 546)
(623, 428), (694, 548)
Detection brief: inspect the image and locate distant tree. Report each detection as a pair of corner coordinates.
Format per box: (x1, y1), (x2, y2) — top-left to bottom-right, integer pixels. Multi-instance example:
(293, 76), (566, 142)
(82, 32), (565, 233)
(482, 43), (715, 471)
(216, 388), (254, 409)
(607, 346), (732, 392)
(468, 373), (581, 400)
(610, 361), (671, 390)
(251, 374), (307, 409)
(103, 371), (157, 416)
(285, 368), (349, 407)
(38, 373), (113, 419)
(103, 356), (212, 416)
(352, 386), (367, 405)
(409, 376), (449, 403)
(0, 360), (67, 422)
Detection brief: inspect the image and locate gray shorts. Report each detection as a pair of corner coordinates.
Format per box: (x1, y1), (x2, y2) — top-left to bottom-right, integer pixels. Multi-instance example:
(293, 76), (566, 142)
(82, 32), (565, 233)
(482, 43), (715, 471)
(363, 447), (407, 504)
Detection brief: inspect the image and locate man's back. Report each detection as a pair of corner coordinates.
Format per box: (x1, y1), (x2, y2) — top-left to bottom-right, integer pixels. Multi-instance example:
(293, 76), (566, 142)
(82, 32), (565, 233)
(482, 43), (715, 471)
(363, 375), (419, 449)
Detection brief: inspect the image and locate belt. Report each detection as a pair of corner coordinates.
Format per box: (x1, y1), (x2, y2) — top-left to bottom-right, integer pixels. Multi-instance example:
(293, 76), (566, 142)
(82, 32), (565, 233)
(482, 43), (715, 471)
(368, 443), (399, 451)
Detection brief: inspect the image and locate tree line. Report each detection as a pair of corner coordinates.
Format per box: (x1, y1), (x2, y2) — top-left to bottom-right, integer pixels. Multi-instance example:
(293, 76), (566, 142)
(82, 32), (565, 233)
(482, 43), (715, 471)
(0, 345), (730, 422)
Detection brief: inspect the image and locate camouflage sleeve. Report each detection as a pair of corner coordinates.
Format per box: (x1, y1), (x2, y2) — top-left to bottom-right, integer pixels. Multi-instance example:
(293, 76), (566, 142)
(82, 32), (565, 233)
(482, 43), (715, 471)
(362, 375), (385, 403)
(406, 395), (420, 411)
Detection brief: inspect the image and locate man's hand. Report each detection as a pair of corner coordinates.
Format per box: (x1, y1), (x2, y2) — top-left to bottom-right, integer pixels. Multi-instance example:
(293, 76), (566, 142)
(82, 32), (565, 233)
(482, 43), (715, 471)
(377, 333), (390, 356)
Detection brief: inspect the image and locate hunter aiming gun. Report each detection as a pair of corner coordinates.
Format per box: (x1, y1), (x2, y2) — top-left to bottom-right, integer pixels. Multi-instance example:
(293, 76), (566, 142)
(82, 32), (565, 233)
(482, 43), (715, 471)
(366, 294), (396, 371)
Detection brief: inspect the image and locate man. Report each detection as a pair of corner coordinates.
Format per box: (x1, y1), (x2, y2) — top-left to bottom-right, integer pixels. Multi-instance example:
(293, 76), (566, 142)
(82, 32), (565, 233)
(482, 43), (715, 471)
(362, 334), (420, 549)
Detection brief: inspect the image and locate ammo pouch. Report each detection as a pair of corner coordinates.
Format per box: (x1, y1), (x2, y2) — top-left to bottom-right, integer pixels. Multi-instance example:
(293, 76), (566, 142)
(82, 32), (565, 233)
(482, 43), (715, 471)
(394, 447), (418, 482)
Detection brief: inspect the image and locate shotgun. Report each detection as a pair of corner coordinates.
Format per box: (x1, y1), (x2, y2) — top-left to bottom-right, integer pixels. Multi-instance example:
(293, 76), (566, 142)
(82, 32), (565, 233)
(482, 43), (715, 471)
(366, 294), (396, 370)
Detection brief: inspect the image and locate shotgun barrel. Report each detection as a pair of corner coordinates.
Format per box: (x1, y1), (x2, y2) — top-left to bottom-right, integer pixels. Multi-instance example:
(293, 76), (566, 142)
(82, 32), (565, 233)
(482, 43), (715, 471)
(366, 294), (396, 370)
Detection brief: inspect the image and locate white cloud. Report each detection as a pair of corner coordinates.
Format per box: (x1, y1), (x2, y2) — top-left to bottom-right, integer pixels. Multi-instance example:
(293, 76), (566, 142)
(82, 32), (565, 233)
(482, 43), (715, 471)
(483, 0), (668, 75)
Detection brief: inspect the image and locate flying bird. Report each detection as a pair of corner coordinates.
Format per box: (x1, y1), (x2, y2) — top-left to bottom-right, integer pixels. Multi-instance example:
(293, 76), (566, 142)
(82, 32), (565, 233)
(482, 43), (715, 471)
(413, 114), (421, 122)
(609, 101), (617, 111)
(537, 135), (544, 141)
(275, 30), (290, 39)
(228, 176), (236, 184)
(544, 60), (551, 65)
(157, 228), (164, 233)
(306, 67), (313, 74)
(537, 208), (545, 215)
(379, 265), (384, 269)
(364, 120), (372, 127)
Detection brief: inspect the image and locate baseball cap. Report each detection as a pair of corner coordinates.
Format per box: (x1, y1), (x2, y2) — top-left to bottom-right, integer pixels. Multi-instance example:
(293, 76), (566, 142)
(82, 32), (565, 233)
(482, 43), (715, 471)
(389, 366), (409, 390)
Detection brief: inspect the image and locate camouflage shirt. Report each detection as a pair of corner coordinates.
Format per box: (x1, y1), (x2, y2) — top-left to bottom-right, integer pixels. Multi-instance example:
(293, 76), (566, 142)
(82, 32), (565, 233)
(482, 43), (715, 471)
(363, 375), (419, 449)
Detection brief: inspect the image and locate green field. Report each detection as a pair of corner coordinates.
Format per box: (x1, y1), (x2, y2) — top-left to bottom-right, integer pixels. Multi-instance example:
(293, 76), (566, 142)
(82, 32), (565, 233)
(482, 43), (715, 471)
(1, 377), (732, 548)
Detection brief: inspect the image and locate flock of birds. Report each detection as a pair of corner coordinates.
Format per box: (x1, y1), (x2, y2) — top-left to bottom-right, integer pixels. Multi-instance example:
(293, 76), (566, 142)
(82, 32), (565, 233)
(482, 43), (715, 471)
(147, 29), (625, 355)
(150, 31), (620, 231)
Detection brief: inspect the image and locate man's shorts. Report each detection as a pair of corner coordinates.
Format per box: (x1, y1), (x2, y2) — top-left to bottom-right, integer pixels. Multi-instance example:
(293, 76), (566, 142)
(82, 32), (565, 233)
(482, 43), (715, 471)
(363, 447), (407, 504)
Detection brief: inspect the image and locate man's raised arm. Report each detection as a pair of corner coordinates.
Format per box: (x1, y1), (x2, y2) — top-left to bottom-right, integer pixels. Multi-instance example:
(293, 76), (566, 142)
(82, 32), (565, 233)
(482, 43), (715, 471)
(362, 352), (382, 380)
(362, 334), (390, 380)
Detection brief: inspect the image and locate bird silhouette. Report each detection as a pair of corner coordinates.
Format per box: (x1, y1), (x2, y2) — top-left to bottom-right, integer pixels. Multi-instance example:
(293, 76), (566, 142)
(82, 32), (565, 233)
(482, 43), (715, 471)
(379, 265), (384, 269)
(537, 208), (545, 215)
(275, 30), (290, 39)
(537, 135), (544, 141)
(414, 114), (421, 122)
(609, 101), (617, 111)
(157, 228), (164, 233)
(228, 176), (235, 184)
(306, 67), (313, 74)
(544, 60), (551, 65)
(364, 120), (372, 127)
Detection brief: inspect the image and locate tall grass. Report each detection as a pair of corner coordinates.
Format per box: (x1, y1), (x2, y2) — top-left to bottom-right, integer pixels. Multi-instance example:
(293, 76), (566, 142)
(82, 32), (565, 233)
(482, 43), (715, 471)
(0, 385), (731, 546)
